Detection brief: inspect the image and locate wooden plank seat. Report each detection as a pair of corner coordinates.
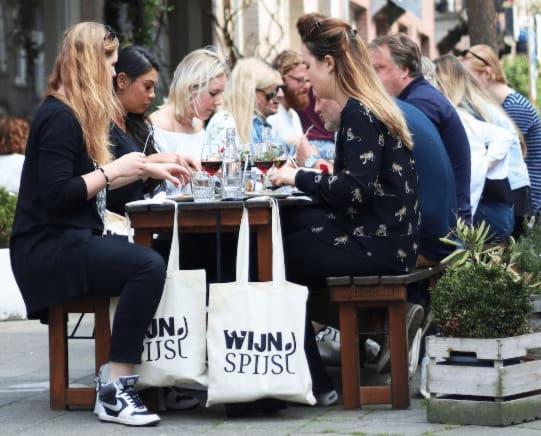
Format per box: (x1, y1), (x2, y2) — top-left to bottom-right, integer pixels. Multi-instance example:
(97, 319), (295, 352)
(327, 263), (446, 410)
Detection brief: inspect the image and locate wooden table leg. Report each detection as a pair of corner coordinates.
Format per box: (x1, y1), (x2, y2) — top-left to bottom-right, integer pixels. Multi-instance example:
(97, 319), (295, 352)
(388, 299), (410, 409)
(339, 301), (361, 409)
(133, 228), (153, 247)
(49, 305), (68, 410)
(256, 224), (272, 281)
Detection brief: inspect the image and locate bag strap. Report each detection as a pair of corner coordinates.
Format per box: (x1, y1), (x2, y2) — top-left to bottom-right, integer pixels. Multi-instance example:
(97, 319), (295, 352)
(270, 197), (287, 284)
(162, 199), (180, 273)
(235, 198), (287, 284)
(235, 205), (250, 284)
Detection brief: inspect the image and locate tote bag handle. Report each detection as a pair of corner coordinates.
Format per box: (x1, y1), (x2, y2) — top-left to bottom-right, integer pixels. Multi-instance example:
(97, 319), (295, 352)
(235, 198), (287, 285)
(161, 199), (181, 274)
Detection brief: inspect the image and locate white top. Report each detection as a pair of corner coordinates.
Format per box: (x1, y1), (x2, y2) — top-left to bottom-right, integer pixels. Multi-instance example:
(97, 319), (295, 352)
(267, 104), (303, 155)
(153, 126), (206, 194)
(484, 104), (530, 190)
(458, 108), (513, 216)
(0, 153), (25, 194)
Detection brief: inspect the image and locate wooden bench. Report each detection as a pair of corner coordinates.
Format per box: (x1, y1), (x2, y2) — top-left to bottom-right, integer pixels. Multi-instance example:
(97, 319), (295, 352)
(48, 298), (111, 410)
(327, 263), (446, 409)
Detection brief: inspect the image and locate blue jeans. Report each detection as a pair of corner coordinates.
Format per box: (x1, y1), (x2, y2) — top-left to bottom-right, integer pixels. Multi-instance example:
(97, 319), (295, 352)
(473, 199), (514, 241)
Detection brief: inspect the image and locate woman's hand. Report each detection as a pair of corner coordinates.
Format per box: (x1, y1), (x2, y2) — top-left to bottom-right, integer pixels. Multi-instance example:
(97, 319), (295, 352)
(269, 165), (300, 187)
(144, 162), (191, 187)
(295, 135), (318, 167)
(147, 152), (201, 173)
(104, 152), (146, 179)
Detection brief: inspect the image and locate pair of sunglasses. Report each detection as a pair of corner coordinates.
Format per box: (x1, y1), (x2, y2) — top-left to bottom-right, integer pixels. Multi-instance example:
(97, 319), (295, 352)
(256, 85), (287, 101)
(459, 49), (490, 66)
(104, 24), (117, 42)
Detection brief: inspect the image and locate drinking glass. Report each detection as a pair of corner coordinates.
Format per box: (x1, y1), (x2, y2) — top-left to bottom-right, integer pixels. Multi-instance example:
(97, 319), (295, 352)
(191, 171), (214, 202)
(253, 142), (276, 188)
(201, 143), (223, 177)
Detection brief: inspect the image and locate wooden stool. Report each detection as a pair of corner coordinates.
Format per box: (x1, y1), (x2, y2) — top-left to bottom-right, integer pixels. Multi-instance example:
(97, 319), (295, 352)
(327, 264), (446, 409)
(48, 297), (111, 410)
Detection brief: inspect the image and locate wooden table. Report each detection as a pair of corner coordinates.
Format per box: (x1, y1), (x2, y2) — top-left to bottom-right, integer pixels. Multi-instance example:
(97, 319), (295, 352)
(125, 197), (313, 281)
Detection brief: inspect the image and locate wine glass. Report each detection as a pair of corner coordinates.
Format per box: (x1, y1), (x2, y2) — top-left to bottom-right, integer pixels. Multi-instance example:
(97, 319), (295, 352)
(253, 141), (274, 188)
(201, 143), (223, 177)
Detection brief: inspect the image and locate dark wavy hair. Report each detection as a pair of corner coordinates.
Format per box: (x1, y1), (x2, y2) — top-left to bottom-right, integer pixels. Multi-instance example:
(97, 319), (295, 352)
(114, 46), (160, 156)
(114, 45), (161, 192)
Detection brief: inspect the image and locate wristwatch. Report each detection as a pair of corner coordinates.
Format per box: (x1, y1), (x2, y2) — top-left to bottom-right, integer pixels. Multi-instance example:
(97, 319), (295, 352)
(304, 154), (319, 168)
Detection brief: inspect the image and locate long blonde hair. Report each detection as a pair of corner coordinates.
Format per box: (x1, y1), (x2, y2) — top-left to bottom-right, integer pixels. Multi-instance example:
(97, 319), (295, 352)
(463, 44), (507, 84)
(223, 57), (281, 144)
(167, 48), (228, 122)
(301, 19), (413, 149)
(46, 22), (120, 165)
(435, 54), (526, 154)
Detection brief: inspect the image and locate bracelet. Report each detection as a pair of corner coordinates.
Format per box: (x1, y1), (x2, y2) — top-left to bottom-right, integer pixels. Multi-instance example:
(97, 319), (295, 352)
(97, 166), (110, 188)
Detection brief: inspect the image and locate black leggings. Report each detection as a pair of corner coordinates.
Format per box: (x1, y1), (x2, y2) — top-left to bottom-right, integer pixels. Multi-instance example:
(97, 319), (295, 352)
(84, 235), (166, 364)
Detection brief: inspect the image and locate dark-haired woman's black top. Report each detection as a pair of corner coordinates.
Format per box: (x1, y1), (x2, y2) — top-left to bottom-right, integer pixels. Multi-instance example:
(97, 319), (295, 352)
(10, 96), (103, 320)
(107, 124), (145, 214)
(294, 98), (420, 273)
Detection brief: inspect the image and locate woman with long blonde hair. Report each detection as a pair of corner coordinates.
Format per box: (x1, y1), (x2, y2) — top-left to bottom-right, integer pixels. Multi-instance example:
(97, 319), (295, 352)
(206, 57), (285, 150)
(461, 44), (541, 221)
(270, 16), (420, 404)
(435, 54), (529, 239)
(10, 22), (188, 427)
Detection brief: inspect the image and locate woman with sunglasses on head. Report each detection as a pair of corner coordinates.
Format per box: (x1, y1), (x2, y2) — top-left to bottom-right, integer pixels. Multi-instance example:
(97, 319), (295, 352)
(270, 17), (419, 403)
(9, 23), (189, 427)
(461, 45), (541, 226)
(150, 48), (228, 194)
(206, 57), (287, 153)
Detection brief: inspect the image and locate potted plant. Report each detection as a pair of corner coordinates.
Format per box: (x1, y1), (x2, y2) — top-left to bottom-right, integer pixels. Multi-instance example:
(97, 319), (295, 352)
(515, 221), (541, 331)
(426, 219), (541, 427)
(0, 187), (25, 320)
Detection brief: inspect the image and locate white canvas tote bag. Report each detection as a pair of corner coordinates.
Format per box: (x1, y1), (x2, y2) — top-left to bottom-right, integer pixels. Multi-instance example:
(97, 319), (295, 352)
(206, 198), (316, 406)
(110, 200), (208, 387)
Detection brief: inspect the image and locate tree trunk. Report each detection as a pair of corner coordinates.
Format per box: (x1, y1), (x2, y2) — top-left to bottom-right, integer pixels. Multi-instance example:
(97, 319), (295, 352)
(465, 0), (498, 52)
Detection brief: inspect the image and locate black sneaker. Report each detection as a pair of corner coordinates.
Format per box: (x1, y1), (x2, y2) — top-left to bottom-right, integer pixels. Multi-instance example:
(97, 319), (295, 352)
(94, 375), (160, 427)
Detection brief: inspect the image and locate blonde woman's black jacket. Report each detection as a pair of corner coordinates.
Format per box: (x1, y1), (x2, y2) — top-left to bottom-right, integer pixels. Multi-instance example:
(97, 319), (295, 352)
(10, 96), (103, 321)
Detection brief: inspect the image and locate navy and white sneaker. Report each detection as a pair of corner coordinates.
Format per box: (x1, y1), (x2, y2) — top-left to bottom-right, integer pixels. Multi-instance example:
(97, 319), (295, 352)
(94, 375), (160, 426)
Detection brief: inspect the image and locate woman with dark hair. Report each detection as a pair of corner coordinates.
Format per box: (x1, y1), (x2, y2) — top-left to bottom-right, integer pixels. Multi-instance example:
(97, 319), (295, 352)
(270, 17), (420, 402)
(109, 46), (199, 214)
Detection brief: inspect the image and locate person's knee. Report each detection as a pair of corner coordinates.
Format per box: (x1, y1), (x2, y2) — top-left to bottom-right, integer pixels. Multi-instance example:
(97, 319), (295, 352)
(139, 248), (167, 285)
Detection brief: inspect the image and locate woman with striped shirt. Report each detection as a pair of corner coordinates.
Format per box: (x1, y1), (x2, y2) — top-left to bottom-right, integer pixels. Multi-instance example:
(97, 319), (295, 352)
(462, 45), (541, 229)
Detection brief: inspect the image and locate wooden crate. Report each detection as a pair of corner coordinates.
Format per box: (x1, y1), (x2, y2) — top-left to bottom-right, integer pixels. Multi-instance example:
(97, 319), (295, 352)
(426, 332), (541, 426)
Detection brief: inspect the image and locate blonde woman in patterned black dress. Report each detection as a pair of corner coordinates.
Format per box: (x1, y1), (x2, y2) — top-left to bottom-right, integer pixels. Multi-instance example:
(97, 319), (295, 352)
(270, 16), (420, 403)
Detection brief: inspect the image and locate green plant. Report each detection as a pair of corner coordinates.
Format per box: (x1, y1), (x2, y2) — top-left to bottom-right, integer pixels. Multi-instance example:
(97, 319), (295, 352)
(432, 219), (532, 338)
(515, 221), (541, 292)
(502, 55), (541, 111)
(0, 188), (17, 248)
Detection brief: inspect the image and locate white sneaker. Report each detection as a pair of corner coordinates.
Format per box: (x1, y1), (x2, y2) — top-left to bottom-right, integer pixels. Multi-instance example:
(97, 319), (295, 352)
(315, 389), (338, 406)
(94, 375), (160, 427)
(316, 326), (341, 365)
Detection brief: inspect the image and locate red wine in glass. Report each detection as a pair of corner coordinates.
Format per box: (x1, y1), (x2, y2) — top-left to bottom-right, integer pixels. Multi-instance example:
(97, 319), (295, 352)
(273, 158), (287, 168)
(201, 160), (222, 176)
(254, 160), (273, 174)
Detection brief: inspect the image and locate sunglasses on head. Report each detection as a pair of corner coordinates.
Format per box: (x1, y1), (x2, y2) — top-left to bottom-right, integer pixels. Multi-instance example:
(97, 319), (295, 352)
(459, 49), (489, 66)
(257, 85), (287, 101)
(104, 25), (117, 42)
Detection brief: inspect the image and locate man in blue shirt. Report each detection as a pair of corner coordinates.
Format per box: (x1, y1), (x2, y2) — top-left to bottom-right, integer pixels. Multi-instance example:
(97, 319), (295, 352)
(369, 33), (471, 223)
(396, 100), (456, 264)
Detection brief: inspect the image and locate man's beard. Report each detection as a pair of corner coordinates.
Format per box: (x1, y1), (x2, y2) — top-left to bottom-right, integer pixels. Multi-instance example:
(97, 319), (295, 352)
(285, 88), (309, 112)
